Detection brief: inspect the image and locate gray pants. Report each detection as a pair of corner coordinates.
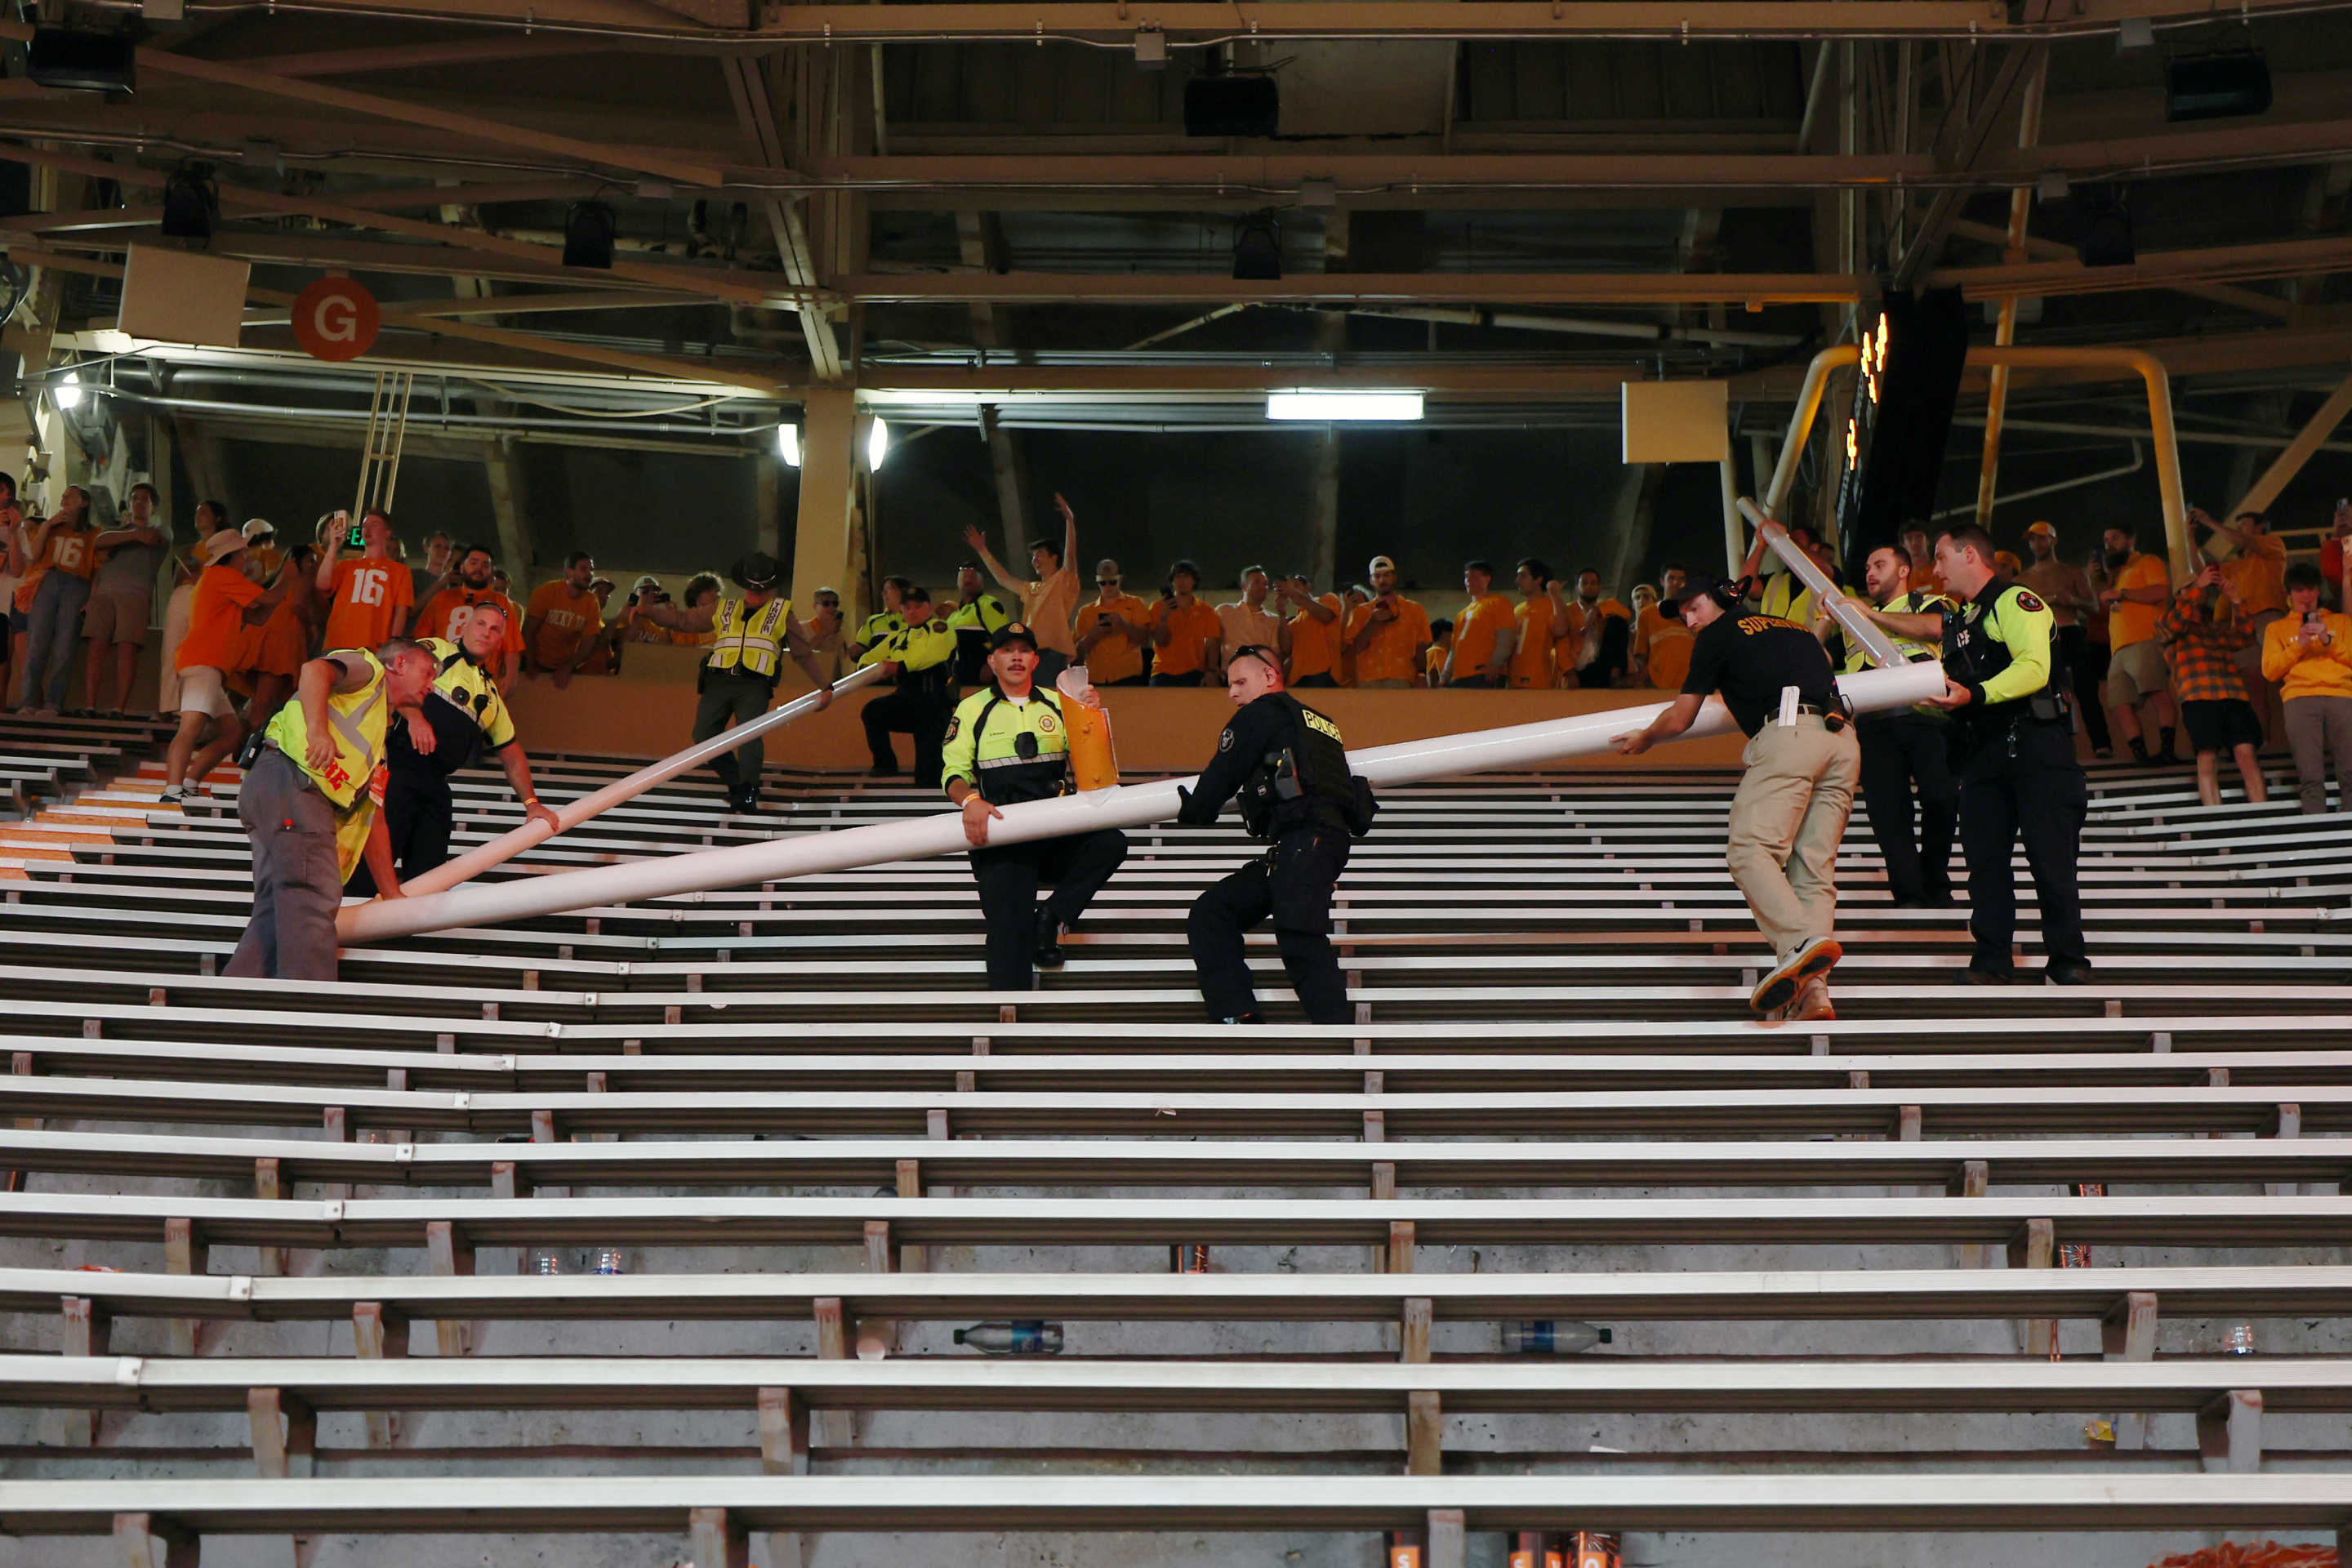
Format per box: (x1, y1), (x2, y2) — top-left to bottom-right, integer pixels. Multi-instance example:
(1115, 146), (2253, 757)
(20, 570), (89, 710)
(2285, 695), (2352, 814)
(694, 669), (774, 791)
(227, 749), (344, 982)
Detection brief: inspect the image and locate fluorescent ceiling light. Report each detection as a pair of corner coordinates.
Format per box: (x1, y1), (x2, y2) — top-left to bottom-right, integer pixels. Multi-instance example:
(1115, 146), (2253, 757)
(777, 422), (800, 467)
(52, 372), (83, 411)
(1266, 391), (1424, 421)
(866, 415), (889, 469)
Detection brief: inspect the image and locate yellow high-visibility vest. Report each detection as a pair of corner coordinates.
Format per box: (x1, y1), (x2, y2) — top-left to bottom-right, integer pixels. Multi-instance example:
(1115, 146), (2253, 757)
(262, 648), (390, 810)
(706, 595), (794, 679)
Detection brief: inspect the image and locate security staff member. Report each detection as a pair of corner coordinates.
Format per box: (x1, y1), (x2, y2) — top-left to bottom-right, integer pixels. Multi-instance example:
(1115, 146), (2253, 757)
(346, 600), (560, 896)
(942, 622), (1128, 989)
(849, 577), (911, 661)
(1828, 545), (1958, 907)
(630, 550), (832, 813)
(947, 561), (1013, 686)
(1176, 644), (1374, 1023)
(228, 639), (438, 981)
(1614, 565), (1858, 1022)
(858, 585), (958, 786)
(1899, 523), (2090, 984)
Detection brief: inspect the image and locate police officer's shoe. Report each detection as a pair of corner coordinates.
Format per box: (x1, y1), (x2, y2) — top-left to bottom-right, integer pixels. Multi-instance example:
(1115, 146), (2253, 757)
(2046, 964), (2096, 986)
(1749, 937), (1842, 1015)
(1214, 1013), (1265, 1026)
(1033, 908), (1067, 970)
(731, 785), (764, 814)
(1958, 966), (2016, 985)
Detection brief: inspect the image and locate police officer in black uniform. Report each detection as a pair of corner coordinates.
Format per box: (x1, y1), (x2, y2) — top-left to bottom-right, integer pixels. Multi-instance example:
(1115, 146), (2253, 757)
(1177, 644), (1375, 1023)
(1917, 523), (2090, 984)
(942, 622), (1129, 989)
(346, 600), (559, 895)
(856, 586), (958, 786)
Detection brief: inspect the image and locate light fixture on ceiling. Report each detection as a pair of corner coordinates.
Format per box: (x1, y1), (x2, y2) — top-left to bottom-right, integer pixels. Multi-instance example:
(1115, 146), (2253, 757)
(1267, 391), (1424, 422)
(866, 415), (889, 469)
(777, 422), (801, 467)
(1232, 211), (1283, 282)
(563, 199), (618, 270)
(52, 372), (84, 411)
(25, 29), (136, 93)
(159, 163), (217, 242)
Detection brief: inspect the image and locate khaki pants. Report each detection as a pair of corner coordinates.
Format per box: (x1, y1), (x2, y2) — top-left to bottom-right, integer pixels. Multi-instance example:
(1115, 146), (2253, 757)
(1727, 715), (1860, 964)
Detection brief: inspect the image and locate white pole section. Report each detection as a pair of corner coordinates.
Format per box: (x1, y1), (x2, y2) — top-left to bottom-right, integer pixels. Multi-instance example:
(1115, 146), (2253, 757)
(340, 660), (1949, 946)
(1737, 497), (1911, 672)
(336, 664), (889, 929)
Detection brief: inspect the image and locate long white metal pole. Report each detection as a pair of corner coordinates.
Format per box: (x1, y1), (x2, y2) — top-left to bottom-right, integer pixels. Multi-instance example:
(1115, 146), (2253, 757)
(341, 660), (1949, 945)
(336, 664), (890, 929)
(1738, 497), (1910, 670)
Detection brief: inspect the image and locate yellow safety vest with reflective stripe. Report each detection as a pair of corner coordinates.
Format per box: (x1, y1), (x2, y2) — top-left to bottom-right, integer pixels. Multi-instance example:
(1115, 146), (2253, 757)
(706, 595), (794, 679)
(262, 648), (391, 810)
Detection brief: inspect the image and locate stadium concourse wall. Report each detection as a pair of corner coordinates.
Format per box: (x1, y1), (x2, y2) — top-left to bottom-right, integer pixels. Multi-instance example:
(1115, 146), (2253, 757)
(506, 644), (1755, 773)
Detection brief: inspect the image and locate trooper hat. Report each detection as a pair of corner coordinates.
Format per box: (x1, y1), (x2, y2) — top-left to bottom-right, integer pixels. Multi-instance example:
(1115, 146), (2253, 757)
(990, 621), (1040, 652)
(729, 551), (782, 590)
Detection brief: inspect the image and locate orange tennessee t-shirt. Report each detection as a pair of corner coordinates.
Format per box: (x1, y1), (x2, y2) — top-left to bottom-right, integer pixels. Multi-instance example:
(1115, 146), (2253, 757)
(1345, 595), (1433, 684)
(1150, 598), (1223, 678)
(1448, 592), (1515, 682)
(42, 522), (100, 582)
(1286, 595), (1345, 681)
(2109, 555), (2170, 649)
(1075, 592), (1152, 685)
(1508, 599), (1557, 688)
(526, 579), (604, 668)
(177, 564), (264, 671)
(323, 556), (415, 650)
(2221, 531), (2287, 617)
(415, 586), (526, 657)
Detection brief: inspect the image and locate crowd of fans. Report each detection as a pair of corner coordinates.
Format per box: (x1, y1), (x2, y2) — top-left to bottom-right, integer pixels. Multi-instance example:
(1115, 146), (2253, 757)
(4, 468), (2348, 815)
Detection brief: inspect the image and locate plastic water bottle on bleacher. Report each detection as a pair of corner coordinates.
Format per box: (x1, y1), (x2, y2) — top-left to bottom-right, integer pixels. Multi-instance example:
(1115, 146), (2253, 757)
(2224, 1322), (2256, 1355)
(1502, 1321), (1611, 1354)
(954, 1321), (1063, 1355)
(595, 1248), (625, 1276)
(534, 1252), (560, 1276)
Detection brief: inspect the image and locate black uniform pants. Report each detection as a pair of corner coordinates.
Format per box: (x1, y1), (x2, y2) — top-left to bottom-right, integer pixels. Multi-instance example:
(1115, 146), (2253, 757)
(345, 764), (452, 898)
(861, 686), (951, 787)
(694, 669), (774, 793)
(1187, 825), (1352, 1023)
(2060, 625), (2112, 752)
(969, 826), (1129, 990)
(1957, 721), (2089, 974)
(1856, 712), (1957, 904)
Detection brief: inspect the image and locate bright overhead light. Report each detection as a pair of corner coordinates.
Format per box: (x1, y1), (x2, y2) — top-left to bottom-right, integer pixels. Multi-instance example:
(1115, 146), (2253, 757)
(777, 422), (800, 467)
(1266, 390), (1423, 421)
(866, 415), (889, 469)
(51, 372), (84, 411)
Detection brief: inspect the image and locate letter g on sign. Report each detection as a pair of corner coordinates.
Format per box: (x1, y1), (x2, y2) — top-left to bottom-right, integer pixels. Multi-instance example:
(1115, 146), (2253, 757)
(292, 276), (381, 363)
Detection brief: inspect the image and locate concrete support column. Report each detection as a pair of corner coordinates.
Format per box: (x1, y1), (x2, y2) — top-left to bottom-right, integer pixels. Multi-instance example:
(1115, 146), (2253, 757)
(793, 390), (860, 612)
(754, 450), (784, 559)
(979, 403), (1031, 539)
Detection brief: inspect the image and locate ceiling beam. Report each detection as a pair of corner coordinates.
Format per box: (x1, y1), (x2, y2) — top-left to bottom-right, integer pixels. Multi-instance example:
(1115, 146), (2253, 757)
(228, 36), (627, 78)
(0, 20), (728, 190)
(0, 143), (823, 311)
(161, 0), (2352, 42)
(1941, 214), (2299, 320)
(7, 243), (788, 395)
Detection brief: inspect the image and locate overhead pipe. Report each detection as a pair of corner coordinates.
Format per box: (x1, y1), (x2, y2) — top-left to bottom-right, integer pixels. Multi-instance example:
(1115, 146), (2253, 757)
(1931, 439), (2142, 521)
(336, 665), (888, 933)
(338, 658), (1949, 945)
(1342, 305), (1803, 351)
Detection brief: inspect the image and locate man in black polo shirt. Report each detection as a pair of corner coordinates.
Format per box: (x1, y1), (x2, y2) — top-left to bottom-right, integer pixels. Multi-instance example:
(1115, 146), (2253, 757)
(1613, 580), (1860, 1021)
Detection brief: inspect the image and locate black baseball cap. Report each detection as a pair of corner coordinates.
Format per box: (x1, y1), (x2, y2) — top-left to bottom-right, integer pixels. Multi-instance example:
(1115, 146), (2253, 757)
(990, 621), (1040, 651)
